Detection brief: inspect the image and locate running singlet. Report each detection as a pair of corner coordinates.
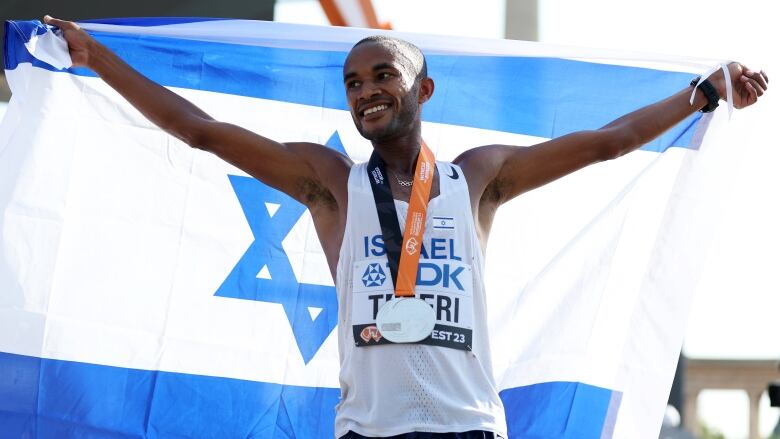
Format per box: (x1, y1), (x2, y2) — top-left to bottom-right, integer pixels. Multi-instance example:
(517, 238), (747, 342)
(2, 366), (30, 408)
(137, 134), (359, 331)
(334, 161), (507, 438)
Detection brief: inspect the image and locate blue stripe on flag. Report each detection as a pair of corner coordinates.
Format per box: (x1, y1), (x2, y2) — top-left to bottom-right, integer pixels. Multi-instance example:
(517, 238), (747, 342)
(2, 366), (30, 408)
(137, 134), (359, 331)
(500, 381), (620, 438)
(1, 351), (618, 438)
(0, 351), (340, 439)
(3, 20), (701, 152)
(4, 21), (52, 72)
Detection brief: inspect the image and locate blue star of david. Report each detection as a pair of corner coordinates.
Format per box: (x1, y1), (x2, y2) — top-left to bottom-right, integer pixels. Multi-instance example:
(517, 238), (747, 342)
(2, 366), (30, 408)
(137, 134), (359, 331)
(362, 263), (386, 287)
(215, 131), (347, 364)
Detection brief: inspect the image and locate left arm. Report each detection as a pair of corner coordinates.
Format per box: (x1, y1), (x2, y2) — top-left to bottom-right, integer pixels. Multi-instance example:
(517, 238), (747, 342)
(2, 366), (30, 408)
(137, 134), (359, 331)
(455, 62), (768, 238)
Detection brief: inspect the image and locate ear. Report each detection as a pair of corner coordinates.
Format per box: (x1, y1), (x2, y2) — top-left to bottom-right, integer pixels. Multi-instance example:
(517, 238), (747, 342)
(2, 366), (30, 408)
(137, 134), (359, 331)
(418, 77), (435, 104)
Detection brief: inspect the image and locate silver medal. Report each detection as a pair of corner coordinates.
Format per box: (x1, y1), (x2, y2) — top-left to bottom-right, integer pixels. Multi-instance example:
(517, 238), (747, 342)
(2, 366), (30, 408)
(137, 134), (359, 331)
(375, 297), (436, 343)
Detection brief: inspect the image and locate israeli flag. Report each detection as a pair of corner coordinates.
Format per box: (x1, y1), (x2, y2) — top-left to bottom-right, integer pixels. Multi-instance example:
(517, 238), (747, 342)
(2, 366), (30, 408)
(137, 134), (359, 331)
(1, 18), (727, 438)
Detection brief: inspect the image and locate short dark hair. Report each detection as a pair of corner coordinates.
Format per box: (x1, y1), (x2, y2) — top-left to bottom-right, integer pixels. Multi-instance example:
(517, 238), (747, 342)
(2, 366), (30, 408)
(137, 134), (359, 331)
(351, 35), (428, 83)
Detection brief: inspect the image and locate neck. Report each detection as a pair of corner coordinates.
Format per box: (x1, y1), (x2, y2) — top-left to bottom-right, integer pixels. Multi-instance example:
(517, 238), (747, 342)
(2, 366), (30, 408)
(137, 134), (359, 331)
(371, 127), (422, 177)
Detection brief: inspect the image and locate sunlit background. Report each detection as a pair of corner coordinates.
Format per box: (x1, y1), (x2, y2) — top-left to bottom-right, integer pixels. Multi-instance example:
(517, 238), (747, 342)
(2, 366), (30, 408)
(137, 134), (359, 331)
(1, 1), (777, 437)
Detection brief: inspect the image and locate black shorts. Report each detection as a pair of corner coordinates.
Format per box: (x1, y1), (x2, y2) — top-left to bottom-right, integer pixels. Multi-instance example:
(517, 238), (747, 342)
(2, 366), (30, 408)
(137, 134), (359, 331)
(339, 431), (501, 439)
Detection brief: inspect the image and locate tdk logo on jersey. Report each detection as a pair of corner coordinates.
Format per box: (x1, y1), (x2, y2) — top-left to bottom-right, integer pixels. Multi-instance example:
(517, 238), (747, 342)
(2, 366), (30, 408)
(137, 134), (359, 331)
(362, 263), (386, 287)
(214, 132), (346, 364)
(361, 234), (466, 291)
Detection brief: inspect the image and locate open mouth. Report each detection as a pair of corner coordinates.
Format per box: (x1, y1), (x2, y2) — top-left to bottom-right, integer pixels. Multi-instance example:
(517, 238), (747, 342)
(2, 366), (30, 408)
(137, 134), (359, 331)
(361, 104), (390, 118)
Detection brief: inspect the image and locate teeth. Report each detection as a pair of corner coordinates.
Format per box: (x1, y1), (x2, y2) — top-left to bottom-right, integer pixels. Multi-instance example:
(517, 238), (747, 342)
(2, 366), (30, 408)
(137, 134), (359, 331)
(363, 105), (388, 116)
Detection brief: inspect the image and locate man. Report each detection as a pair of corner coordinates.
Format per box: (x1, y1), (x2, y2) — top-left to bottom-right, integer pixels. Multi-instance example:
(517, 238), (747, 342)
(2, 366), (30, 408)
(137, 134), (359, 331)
(43, 15), (767, 439)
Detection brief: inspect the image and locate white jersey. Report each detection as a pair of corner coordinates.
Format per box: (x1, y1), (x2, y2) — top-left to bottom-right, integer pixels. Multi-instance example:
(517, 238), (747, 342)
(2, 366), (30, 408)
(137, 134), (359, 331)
(334, 161), (507, 438)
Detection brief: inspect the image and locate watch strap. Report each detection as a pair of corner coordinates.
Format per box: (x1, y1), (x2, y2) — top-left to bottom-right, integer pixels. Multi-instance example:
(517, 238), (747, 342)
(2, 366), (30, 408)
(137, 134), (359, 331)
(691, 76), (720, 113)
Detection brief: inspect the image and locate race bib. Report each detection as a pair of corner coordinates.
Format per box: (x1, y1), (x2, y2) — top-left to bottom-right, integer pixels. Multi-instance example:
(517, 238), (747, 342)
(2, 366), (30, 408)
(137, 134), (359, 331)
(350, 256), (474, 351)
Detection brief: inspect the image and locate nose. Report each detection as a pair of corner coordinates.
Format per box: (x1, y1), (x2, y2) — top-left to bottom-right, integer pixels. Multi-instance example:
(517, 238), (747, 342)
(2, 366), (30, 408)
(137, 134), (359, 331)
(359, 81), (382, 101)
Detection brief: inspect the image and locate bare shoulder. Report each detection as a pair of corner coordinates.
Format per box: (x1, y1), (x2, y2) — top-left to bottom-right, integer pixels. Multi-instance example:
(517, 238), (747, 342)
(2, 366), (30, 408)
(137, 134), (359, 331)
(452, 144), (517, 206)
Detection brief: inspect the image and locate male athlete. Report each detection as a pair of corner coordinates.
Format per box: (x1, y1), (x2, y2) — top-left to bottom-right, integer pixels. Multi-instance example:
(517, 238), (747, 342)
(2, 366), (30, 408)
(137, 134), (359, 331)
(44, 15), (768, 439)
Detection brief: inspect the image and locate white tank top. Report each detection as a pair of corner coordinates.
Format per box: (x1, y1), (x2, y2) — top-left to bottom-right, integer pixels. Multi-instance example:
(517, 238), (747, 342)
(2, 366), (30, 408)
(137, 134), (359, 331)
(334, 161), (507, 438)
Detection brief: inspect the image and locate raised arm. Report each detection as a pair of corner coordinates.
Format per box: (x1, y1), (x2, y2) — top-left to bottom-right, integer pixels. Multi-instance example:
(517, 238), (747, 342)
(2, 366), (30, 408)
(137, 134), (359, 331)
(44, 16), (352, 207)
(455, 62), (768, 235)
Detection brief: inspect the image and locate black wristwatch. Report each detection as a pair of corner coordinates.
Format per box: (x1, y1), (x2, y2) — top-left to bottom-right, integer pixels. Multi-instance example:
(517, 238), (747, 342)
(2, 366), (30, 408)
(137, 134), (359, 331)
(690, 76), (720, 113)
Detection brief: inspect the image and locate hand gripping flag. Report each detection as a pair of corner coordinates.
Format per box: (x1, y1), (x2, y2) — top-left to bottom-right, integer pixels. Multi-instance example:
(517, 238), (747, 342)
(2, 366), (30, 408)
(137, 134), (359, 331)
(0, 18), (734, 438)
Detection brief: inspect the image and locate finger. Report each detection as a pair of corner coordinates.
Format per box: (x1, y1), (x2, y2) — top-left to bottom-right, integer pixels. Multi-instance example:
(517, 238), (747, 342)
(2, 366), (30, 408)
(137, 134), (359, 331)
(745, 69), (769, 90)
(741, 78), (765, 98)
(760, 70), (769, 85)
(745, 77), (766, 96)
(736, 83), (755, 109)
(43, 15), (80, 31)
(745, 81), (758, 104)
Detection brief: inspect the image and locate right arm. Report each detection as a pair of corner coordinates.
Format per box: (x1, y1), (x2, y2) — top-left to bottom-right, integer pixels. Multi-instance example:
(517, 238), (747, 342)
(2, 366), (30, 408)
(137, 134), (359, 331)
(44, 16), (352, 206)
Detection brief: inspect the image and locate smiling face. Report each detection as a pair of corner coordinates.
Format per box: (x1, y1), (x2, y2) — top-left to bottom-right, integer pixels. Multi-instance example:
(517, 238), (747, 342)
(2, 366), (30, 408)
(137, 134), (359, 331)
(343, 39), (430, 143)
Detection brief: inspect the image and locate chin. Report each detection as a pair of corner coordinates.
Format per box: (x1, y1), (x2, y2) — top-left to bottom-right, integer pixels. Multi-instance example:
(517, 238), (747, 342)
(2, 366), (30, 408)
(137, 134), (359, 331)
(357, 123), (392, 141)
(355, 114), (412, 142)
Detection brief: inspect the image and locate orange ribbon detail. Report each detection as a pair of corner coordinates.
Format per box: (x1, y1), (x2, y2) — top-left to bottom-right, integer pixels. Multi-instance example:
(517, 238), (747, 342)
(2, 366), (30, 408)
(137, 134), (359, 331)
(394, 141), (435, 297)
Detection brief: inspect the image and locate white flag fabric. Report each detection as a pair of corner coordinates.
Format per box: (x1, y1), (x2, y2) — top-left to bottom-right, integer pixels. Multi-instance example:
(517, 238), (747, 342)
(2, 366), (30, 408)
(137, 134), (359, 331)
(0, 18), (731, 438)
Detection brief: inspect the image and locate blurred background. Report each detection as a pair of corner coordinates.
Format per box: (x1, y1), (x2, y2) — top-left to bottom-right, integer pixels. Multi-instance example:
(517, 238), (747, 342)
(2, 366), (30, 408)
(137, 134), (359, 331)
(2, 1), (778, 438)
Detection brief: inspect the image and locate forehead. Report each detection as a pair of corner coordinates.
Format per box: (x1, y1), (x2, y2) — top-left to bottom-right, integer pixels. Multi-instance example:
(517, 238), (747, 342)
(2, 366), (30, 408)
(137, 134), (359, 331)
(344, 42), (405, 75)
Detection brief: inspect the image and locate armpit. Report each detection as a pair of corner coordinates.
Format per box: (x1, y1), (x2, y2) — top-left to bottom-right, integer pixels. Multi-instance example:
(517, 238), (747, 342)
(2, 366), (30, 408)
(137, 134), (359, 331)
(298, 177), (338, 210)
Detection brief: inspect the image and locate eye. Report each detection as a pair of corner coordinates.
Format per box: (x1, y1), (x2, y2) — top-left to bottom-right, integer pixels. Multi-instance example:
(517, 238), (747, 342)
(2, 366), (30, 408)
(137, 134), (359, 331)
(377, 72), (392, 80)
(346, 80), (361, 89)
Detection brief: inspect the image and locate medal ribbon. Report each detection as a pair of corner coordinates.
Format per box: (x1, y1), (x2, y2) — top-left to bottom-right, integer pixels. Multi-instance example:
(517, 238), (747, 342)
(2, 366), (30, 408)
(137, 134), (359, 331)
(367, 141), (435, 297)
